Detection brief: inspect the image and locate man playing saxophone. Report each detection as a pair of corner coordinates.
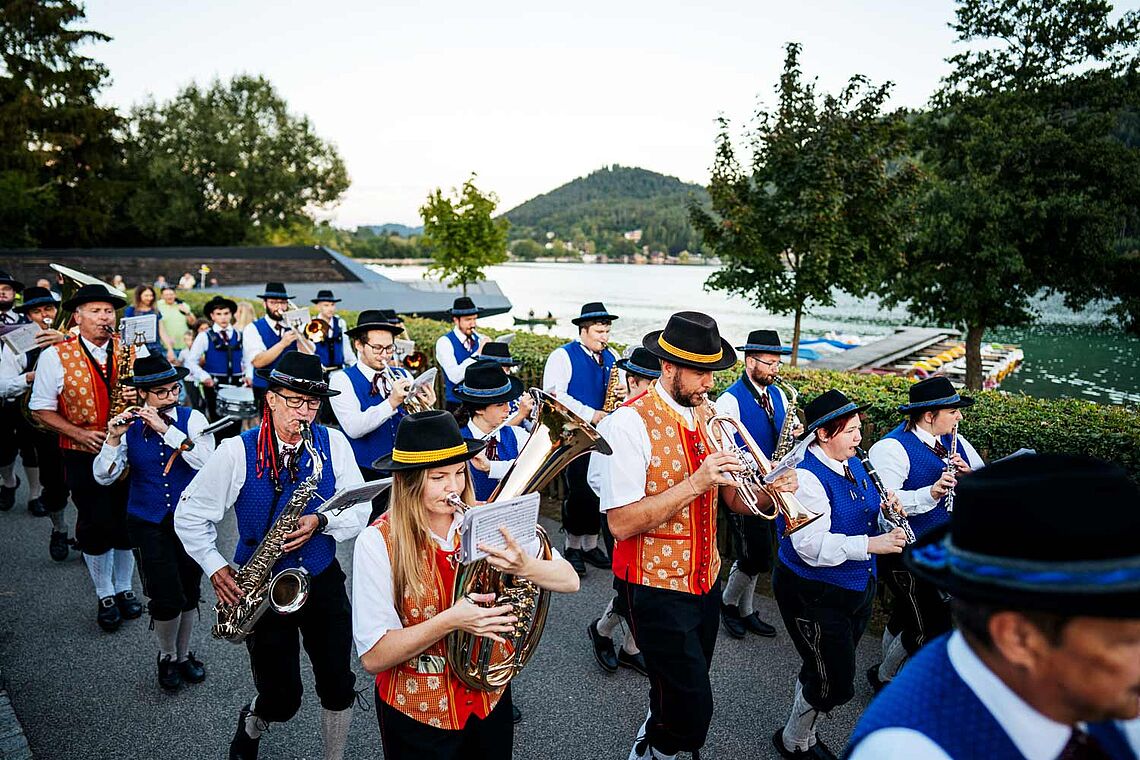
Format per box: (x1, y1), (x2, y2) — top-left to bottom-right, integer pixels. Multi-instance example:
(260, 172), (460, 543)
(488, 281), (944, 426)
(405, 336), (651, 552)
(175, 352), (367, 760)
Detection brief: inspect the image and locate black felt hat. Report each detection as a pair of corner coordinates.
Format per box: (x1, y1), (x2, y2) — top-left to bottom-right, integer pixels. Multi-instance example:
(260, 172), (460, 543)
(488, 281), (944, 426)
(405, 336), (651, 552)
(62, 283), (127, 312)
(379, 309), (403, 324)
(447, 297), (483, 317)
(14, 287), (56, 313)
(453, 362), (524, 407)
(474, 342), (520, 367)
(311, 289), (341, 304)
(257, 282), (292, 300)
(800, 389), (869, 438)
(122, 353), (189, 388)
(256, 352), (340, 397)
(905, 454), (1140, 617)
(898, 376), (975, 414)
(0, 270), (24, 292)
(642, 311), (737, 371)
(571, 302), (619, 326)
(737, 329), (793, 356)
(346, 309), (404, 338)
(616, 347), (661, 380)
(202, 296), (238, 317)
(371, 410), (486, 472)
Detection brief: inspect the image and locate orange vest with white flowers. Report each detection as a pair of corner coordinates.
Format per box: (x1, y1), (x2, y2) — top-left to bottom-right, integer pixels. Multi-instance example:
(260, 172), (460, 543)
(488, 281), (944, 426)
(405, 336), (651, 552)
(55, 335), (119, 451)
(610, 383), (721, 595)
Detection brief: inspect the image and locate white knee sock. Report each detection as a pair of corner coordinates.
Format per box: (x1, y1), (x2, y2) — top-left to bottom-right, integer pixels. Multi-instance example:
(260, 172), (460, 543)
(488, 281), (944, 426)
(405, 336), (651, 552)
(565, 533), (583, 550)
(111, 549), (135, 594)
(737, 573), (760, 617)
(245, 698), (267, 740)
(781, 681), (820, 752)
(881, 627), (899, 661)
(581, 534), (598, 551)
(320, 707), (353, 760)
(597, 598), (621, 638)
(48, 510), (67, 532)
(0, 463), (16, 487)
(721, 562), (751, 607)
(24, 466), (41, 499)
(154, 618), (179, 660)
(878, 634), (909, 682)
(621, 633), (641, 656)
(177, 610), (196, 661)
(85, 552), (115, 599)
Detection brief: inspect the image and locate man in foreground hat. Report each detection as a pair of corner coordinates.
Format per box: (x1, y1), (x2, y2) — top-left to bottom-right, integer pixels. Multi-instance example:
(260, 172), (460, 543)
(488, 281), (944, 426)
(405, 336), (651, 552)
(847, 454), (1140, 759)
(176, 352), (367, 760)
(243, 282), (312, 412)
(310, 289), (355, 375)
(187, 295), (246, 436)
(600, 311), (799, 760)
(435, 296), (487, 412)
(31, 283), (143, 629)
(715, 328), (797, 641)
(542, 301), (623, 576)
(0, 269), (28, 511)
(866, 375), (985, 690)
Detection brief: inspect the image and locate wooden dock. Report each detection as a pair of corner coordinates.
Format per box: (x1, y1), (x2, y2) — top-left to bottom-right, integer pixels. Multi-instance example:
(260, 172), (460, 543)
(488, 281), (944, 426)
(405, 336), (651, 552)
(809, 327), (958, 372)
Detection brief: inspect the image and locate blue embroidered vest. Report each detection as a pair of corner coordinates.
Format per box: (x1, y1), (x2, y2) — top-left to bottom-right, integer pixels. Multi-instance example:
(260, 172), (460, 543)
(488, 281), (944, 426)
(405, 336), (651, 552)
(883, 422), (954, 538)
(562, 341), (615, 411)
(203, 327), (243, 380)
(233, 426), (337, 575)
(125, 406), (198, 524)
(251, 318), (297, 390)
(722, 376), (785, 458)
(342, 364), (402, 473)
(315, 317), (346, 370)
(778, 452), (880, 592)
(845, 634), (1137, 760)
(443, 330), (481, 404)
(465, 426), (521, 502)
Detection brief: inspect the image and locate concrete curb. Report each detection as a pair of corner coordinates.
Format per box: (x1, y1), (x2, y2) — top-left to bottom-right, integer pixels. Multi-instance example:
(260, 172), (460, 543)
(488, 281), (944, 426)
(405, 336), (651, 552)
(0, 670), (32, 760)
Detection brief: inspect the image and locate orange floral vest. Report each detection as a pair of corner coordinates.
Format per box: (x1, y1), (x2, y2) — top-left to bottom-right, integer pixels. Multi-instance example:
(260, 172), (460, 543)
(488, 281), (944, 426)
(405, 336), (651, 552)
(55, 335), (119, 451)
(373, 516), (510, 730)
(611, 383), (721, 595)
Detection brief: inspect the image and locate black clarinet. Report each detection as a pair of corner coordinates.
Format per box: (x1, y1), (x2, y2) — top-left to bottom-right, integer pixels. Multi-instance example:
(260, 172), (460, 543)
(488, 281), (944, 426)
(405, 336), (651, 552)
(855, 446), (916, 544)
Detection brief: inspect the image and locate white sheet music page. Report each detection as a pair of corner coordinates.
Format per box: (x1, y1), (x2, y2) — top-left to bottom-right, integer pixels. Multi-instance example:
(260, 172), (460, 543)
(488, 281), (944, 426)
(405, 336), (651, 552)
(460, 492), (541, 564)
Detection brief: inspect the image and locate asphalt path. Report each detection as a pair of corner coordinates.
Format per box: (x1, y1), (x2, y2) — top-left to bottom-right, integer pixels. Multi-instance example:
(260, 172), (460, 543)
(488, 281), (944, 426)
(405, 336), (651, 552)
(0, 480), (882, 759)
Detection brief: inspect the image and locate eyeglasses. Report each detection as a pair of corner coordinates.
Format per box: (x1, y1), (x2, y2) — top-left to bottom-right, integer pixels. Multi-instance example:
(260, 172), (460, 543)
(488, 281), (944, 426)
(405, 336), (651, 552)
(271, 391), (322, 410)
(145, 385), (180, 399)
(363, 342), (396, 355)
(750, 356), (782, 370)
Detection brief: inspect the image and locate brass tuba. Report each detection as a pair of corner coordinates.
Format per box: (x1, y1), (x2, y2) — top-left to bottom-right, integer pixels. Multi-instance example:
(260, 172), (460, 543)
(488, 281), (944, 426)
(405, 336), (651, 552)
(446, 388), (612, 691)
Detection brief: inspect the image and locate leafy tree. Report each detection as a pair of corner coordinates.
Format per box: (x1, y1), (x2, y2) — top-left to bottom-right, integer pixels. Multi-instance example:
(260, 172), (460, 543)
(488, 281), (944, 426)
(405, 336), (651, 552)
(691, 43), (921, 364)
(0, 0), (122, 246)
(883, 0), (1140, 389)
(123, 75), (349, 245)
(510, 238), (546, 260)
(420, 175), (510, 294)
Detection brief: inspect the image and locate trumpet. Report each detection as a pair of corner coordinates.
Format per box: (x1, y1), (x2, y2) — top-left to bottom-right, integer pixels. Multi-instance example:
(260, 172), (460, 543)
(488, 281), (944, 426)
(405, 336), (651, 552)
(380, 363), (433, 414)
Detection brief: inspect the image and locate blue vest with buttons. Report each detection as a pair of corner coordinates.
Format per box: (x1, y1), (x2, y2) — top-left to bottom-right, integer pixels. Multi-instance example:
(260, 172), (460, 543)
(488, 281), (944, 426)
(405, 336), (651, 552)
(203, 328), (243, 379)
(315, 317), (346, 370)
(251, 318), (297, 390)
(883, 422), (954, 538)
(845, 634), (1137, 760)
(778, 453), (880, 592)
(723, 376), (785, 458)
(125, 406), (198, 524)
(443, 330), (481, 404)
(562, 341), (614, 411)
(465, 426), (521, 502)
(233, 426), (337, 575)
(342, 364), (402, 473)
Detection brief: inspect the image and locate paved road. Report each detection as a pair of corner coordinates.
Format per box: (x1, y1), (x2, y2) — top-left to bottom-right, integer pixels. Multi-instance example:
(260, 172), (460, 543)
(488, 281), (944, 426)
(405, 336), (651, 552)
(0, 480), (882, 759)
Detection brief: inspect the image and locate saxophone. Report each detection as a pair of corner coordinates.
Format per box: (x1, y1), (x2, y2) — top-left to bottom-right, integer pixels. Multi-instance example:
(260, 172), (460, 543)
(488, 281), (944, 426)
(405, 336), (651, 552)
(601, 346), (623, 413)
(213, 421), (324, 643)
(771, 376), (800, 461)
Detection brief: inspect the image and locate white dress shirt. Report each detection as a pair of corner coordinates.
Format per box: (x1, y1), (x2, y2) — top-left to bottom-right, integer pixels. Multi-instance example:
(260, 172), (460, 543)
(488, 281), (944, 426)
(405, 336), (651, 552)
(434, 326), (480, 386)
(586, 413), (616, 498)
(187, 323), (246, 382)
(789, 445), (871, 566)
(28, 335), (111, 412)
(868, 426), (984, 514)
(0, 344), (31, 399)
(242, 316), (286, 372)
(174, 427), (367, 578)
(328, 362), (399, 440)
(466, 419), (530, 481)
(713, 374), (788, 430)
(93, 407), (215, 485)
(850, 631), (1098, 760)
(327, 315), (357, 367)
(0, 308), (22, 325)
(541, 340), (609, 423)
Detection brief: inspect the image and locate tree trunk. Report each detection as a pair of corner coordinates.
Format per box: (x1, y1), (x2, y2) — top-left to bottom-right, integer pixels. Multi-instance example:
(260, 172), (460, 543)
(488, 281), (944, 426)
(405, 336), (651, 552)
(964, 323), (985, 391)
(790, 305), (803, 368)
(461, 280), (468, 297)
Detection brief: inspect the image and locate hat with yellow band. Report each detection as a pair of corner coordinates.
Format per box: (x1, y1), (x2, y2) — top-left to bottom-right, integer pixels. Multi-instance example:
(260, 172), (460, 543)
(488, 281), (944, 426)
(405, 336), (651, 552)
(642, 311), (737, 371)
(371, 410), (486, 472)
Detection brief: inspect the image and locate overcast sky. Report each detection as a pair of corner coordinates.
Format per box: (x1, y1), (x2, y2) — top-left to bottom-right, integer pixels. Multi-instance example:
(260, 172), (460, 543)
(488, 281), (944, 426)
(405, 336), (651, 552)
(82, 0), (1139, 227)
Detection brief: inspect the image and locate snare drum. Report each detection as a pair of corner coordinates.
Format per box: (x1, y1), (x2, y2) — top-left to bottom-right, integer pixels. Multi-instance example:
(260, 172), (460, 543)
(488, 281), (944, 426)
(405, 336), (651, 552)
(216, 385), (257, 419)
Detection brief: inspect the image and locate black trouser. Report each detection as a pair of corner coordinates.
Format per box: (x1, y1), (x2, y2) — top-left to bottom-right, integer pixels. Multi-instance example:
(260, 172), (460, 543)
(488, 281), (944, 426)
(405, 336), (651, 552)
(245, 560), (356, 723)
(127, 513), (202, 622)
(376, 684), (513, 760)
(619, 578), (720, 755)
(561, 455), (600, 536)
(878, 553), (951, 656)
(63, 449), (130, 554)
(725, 505), (775, 576)
(201, 379), (243, 440)
(0, 402), (34, 468)
(772, 563), (875, 713)
(362, 466), (392, 523)
(31, 425), (68, 512)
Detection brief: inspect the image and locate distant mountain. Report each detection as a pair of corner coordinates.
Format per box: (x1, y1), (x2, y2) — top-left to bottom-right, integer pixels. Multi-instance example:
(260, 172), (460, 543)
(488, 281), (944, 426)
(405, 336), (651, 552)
(502, 165), (710, 255)
(359, 223), (423, 238)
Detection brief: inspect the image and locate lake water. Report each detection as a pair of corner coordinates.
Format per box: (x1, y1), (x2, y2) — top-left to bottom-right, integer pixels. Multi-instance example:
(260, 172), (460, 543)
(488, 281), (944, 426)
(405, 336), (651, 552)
(370, 262), (1140, 406)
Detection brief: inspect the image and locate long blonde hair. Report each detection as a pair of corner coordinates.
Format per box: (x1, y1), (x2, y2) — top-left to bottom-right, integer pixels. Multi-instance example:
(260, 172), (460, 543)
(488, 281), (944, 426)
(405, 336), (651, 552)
(387, 467), (474, 602)
(234, 302), (256, 330)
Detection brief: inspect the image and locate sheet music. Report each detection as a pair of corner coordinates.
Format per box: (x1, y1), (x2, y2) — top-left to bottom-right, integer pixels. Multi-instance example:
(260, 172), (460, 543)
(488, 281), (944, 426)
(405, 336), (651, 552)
(460, 493), (540, 564)
(763, 435), (812, 484)
(498, 333), (516, 345)
(318, 479), (393, 515)
(282, 307), (310, 329)
(120, 315), (157, 345)
(993, 447), (1036, 464)
(411, 367), (437, 393)
(1, 323), (42, 354)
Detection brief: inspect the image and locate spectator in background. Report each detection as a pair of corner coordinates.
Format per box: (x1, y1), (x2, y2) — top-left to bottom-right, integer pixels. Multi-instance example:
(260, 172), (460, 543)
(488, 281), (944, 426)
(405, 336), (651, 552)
(234, 302), (255, 332)
(124, 285), (175, 361)
(111, 275), (125, 292)
(157, 287), (194, 352)
(208, 277), (219, 287)
(35, 279), (61, 301)
(177, 272), (195, 291)
(153, 275), (169, 290)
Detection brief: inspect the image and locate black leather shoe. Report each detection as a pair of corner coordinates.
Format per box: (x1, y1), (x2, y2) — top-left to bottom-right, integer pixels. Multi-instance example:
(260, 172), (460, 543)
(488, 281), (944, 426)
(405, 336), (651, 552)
(581, 546), (610, 569)
(564, 548), (586, 577)
(229, 703), (262, 760)
(511, 704), (522, 724)
(97, 596), (122, 632)
(741, 611), (778, 638)
(587, 619), (619, 673)
(810, 737), (838, 760)
(115, 590), (143, 620)
(0, 476), (18, 511)
(617, 648), (649, 677)
(772, 728), (814, 759)
(720, 603), (747, 639)
(27, 497), (47, 517)
(49, 531), (70, 562)
(866, 664), (887, 695)
(179, 652), (206, 684)
(157, 653), (182, 691)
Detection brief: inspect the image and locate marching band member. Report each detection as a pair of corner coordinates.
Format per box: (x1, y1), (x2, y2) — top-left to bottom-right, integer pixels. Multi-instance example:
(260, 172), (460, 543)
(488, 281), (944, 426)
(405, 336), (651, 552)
(848, 454), (1140, 760)
(310, 289), (356, 373)
(30, 283), (143, 632)
(454, 362), (530, 503)
(243, 282), (312, 411)
(867, 375), (985, 691)
(434, 296), (487, 412)
(94, 354), (215, 691)
(474, 341), (533, 430)
(585, 346), (659, 677)
(542, 301), (622, 576)
(187, 295), (246, 435)
(601, 312), (797, 760)
(352, 410), (579, 760)
(771, 390), (907, 760)
(0, 269), (28, 512)
(714, 329), (795, 640)
(0, 286), (70, 558)
(175, 352), (367, 760)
